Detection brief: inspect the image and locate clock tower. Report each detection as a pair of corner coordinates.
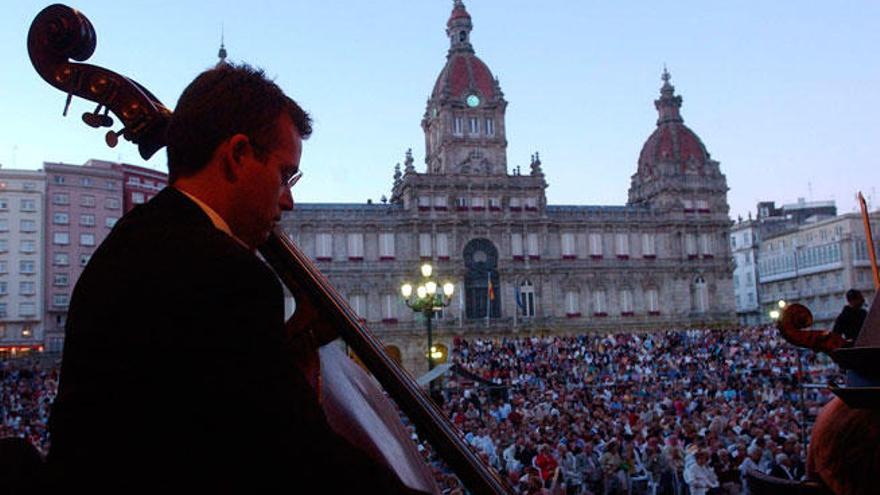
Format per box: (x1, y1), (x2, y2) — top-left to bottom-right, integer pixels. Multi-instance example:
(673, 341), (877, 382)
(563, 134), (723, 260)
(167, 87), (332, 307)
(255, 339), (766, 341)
(422, 0), (508, 176)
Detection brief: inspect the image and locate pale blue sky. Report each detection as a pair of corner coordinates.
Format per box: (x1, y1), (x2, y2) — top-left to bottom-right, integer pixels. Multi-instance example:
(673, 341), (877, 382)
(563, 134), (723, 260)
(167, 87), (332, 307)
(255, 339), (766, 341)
(2, 1), (878, 220)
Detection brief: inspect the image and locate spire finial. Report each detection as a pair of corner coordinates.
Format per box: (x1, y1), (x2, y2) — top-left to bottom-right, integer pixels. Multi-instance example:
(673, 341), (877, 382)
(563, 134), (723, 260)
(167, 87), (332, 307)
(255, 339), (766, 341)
(404, 148), (415, 173)
(654, 66), (683, 124)
(530, 151), (543, 176)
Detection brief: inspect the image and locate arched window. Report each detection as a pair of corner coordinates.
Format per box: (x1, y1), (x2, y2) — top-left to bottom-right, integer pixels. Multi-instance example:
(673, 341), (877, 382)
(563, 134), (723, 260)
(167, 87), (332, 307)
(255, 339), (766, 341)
(694, 276), (708, 313)
(518, 280), (536, 318)
(463, 239), (501, 319)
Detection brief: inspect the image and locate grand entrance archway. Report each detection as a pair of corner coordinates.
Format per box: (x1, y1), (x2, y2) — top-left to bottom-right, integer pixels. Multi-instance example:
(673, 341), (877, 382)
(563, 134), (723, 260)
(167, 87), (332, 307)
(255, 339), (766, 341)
(463, 238), (501, 319)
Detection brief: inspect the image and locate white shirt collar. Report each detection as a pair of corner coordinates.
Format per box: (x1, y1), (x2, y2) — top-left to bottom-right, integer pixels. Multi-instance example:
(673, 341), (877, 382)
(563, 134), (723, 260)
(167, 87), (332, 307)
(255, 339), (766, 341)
(176, 188), (249, 250)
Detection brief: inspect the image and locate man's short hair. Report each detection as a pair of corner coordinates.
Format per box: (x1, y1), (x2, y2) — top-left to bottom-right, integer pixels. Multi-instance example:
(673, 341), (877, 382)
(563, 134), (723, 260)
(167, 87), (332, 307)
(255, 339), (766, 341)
(166, 63), (312, 183)
(846, 289), (864, 303)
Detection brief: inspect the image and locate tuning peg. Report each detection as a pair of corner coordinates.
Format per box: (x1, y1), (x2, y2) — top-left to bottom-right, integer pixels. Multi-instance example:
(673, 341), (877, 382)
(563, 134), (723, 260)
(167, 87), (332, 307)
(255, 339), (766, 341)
(105, 128), (125, 148)
(82, 104), (113, 128)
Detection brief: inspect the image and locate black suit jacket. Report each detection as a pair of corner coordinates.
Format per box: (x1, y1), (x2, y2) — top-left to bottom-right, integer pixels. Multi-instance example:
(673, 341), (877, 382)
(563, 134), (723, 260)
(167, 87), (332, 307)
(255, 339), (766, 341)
(47, 187), (416, 493)
(831, 305), (867, 340)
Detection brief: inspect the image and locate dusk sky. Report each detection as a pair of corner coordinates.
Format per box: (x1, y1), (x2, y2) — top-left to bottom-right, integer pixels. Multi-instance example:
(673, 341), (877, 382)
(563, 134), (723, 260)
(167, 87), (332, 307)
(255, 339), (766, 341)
(2, 1), (878, 221)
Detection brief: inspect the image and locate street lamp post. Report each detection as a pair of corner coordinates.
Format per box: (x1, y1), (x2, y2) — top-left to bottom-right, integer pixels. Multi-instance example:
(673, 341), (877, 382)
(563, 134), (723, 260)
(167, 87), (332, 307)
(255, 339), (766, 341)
(401, 263), (454, 393)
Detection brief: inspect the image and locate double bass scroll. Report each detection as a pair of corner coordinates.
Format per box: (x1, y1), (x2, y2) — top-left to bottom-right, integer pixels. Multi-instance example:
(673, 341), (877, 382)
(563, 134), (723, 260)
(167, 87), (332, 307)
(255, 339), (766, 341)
(27, 4), (170, 160)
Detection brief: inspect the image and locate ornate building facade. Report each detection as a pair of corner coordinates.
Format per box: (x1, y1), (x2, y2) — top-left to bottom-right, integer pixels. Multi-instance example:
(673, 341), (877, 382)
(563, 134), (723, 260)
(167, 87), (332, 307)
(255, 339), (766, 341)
(280, 0), (735, 374)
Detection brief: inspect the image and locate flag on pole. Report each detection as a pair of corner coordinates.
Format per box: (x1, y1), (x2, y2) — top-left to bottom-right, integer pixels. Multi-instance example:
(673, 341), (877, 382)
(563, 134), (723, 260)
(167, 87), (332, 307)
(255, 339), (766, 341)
(485, 271), (493, 326)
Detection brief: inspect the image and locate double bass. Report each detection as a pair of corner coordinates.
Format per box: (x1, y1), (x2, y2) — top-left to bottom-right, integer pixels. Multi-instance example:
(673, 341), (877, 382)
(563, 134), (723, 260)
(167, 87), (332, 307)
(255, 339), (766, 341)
(27, 5), (510, 494)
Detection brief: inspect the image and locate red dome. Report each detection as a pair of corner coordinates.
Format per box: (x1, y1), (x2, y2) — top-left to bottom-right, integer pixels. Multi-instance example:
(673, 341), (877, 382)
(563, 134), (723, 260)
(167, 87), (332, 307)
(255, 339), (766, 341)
(638, 123), (709, 172)
(431, 53), (497, 101)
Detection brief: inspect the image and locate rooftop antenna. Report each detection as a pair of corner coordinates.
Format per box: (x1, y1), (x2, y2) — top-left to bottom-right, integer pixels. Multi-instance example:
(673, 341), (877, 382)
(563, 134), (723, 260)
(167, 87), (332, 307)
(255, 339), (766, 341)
(217, 23), (228, 64)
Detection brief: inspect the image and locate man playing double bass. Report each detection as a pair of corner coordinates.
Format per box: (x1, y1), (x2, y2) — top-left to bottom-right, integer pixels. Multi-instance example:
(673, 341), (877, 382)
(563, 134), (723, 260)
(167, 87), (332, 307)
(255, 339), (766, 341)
(46, 63), (428, 494)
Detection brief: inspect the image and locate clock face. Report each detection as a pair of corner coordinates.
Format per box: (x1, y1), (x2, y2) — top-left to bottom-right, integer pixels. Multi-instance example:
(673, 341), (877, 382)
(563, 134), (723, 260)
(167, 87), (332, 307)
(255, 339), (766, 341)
(466, 94), (480, 107)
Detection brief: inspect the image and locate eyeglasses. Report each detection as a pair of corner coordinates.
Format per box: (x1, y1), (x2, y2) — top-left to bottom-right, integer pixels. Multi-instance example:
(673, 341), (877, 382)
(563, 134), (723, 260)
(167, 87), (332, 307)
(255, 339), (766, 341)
(283, 170), (302, 189)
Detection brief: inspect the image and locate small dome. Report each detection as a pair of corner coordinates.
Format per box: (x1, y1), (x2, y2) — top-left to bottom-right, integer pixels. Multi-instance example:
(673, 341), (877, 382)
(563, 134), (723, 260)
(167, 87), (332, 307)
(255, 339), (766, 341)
(638, 69), (710, 175)
(447, 0), (471, 26)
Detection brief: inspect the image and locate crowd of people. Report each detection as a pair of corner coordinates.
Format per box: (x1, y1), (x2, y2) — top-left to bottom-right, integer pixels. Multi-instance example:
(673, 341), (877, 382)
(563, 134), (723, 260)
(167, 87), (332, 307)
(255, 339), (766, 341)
(1, 326), (839, 494)
(425, 327), (840, 494)
(0, 357), (57, 457)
